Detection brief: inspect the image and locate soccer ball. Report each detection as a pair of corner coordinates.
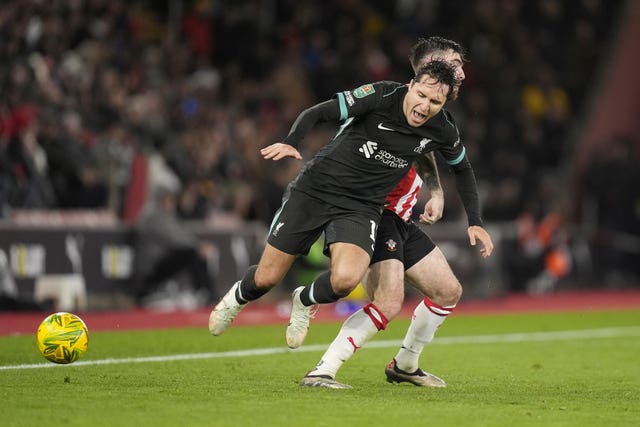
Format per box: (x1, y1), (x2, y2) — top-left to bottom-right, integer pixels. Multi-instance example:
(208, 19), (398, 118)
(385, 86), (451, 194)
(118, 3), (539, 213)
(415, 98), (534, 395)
(36, 312), (89, 364)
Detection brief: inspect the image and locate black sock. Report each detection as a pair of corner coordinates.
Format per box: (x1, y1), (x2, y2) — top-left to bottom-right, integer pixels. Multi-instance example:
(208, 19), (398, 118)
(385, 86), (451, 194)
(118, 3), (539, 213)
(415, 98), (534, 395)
(235, 265), (269, 303)
(300, 270), (348, 305)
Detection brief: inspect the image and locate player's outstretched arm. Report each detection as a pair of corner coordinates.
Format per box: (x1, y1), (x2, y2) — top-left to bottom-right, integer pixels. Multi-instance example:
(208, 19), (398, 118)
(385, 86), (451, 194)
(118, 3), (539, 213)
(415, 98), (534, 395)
(261, 143), (302, 161)
(282, 99), (341, 148)
(467, 225), (494, 259)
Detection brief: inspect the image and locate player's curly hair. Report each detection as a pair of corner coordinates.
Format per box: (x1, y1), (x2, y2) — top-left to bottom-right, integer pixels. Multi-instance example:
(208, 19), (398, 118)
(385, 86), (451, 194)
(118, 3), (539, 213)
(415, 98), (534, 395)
(409, 36), (467, 73)
(414, 60), (459, 101)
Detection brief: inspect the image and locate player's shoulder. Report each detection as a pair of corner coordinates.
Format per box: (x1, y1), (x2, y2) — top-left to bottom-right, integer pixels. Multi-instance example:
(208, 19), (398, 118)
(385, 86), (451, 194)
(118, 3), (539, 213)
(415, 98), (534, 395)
(376, 80), (405, 89)
(347, 80), (403, 97)
(439, 108), (458, 129)
(345, 81), (405, 107)
(428, 108), (460, 142)
(376, 80), (406, 95)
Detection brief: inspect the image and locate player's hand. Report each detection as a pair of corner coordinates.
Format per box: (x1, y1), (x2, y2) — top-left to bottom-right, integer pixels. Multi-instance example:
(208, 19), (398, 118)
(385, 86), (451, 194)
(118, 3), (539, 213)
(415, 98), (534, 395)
(419, 194), (444, 225)
(260, 143), (302, 161)
(467, 225), (494, 259)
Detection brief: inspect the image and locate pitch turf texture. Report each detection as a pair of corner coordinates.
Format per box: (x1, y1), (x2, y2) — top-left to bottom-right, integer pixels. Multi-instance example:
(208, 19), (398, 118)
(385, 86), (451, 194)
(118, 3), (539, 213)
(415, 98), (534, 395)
(1, 310), (638, 427)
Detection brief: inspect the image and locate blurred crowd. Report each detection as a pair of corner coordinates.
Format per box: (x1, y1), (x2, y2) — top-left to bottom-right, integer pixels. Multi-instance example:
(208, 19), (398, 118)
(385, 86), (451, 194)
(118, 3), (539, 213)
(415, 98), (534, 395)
(1, 0), (637, 289)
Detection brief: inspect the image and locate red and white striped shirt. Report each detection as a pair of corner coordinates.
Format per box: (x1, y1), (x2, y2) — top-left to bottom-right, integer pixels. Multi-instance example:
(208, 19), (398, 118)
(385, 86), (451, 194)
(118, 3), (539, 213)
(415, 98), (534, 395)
(384, 166), (423, 222)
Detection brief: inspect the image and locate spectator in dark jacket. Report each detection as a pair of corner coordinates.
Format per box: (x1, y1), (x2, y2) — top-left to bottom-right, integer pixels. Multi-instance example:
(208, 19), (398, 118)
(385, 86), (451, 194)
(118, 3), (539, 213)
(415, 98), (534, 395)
(133, 186), (218, 306)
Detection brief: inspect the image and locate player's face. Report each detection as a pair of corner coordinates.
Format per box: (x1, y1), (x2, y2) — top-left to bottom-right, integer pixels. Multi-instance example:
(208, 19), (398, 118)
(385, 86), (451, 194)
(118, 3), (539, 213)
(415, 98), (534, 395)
(418, 49), (464, 100)
(402, 76), (449, 127)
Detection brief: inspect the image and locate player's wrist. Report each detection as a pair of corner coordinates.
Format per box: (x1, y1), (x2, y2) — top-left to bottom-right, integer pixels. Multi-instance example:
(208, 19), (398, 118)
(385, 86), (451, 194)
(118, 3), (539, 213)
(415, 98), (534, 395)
(430, 188), (444, 198)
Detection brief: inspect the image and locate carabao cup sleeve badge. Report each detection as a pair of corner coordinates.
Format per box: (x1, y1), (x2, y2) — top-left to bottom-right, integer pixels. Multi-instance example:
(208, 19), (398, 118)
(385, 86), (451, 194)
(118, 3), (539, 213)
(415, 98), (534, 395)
(353, 84), (375, 98)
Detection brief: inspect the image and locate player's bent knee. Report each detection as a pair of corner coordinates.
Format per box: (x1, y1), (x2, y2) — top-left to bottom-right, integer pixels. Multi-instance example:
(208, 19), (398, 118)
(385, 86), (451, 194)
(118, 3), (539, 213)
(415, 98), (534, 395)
(376, 301), (402, 320)
(369, 298), (397, 319)
(329, 271), (362, 296)
(443, 280), (462, 305)
(432, 280), (462, 307)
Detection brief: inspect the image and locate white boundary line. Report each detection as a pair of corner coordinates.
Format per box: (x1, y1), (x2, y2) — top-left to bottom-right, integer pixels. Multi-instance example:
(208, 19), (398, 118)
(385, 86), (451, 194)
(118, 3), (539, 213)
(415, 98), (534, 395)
(2, 326), (639, 371)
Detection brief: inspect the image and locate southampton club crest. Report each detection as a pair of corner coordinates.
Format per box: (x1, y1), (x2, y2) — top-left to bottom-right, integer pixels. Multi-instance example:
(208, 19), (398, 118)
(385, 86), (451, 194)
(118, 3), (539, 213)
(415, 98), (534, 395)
(385, 239), (398, 252)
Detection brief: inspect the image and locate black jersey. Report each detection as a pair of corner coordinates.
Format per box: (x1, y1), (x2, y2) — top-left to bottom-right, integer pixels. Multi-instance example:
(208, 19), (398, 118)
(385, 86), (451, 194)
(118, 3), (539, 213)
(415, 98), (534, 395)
(284, 81), (465, 213)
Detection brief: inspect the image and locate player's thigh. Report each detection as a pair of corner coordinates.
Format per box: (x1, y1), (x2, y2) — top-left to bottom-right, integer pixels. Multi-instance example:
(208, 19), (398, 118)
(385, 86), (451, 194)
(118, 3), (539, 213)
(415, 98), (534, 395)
(324, 211), (380, 292)
(370, 210), (408, 267)
(328, 242), (371, 293)
(364, 258), (405, 320)
(405, 247), (461, 306)
(324, 211), (380, 258)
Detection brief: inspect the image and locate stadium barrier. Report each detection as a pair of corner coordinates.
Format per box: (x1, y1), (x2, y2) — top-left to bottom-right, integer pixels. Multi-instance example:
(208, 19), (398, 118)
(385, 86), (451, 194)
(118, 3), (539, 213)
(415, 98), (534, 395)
(0, 211), (268, 310)
(6, 212), (635, 310)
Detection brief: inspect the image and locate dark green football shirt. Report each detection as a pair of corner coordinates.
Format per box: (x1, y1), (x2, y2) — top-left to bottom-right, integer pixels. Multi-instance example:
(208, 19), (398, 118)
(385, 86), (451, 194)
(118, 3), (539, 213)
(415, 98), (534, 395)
(285, 81), (465, 212)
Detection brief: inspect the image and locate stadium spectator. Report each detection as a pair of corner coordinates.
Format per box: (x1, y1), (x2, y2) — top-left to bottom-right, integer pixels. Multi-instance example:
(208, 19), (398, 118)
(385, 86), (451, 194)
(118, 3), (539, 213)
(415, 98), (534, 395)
(133, 186), (218, 307)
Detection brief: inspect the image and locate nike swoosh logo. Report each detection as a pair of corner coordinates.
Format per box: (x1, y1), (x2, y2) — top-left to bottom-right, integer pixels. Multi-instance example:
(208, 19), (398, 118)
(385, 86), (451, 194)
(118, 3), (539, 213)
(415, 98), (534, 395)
(377, 123), (395, 132)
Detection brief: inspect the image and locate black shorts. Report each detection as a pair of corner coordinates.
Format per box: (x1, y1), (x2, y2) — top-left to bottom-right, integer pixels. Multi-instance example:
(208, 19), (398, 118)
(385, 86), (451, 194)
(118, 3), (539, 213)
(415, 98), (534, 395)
(267, 189), (382, 257)
(370, 209), (436, 269)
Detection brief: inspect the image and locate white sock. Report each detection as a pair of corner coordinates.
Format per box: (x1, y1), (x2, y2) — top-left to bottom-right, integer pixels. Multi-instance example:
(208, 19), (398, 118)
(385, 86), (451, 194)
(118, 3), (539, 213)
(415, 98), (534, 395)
(309, 304), (387, 378)
(394, 298), (454, 372)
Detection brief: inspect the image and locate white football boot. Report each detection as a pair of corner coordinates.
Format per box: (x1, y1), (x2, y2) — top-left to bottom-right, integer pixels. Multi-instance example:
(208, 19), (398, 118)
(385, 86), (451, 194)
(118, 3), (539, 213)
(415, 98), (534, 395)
(285, 286), (317, 349)
(208, 282), (243, 335)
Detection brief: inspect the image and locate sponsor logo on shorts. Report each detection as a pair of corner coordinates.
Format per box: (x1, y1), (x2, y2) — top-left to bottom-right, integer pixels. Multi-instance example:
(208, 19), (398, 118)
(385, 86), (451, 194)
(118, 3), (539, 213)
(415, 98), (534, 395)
(385, 239), (397, 252)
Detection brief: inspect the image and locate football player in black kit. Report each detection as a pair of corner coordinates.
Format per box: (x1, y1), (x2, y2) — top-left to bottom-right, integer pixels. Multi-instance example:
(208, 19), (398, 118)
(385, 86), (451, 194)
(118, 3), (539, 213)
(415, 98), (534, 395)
(209, 60), (489, 355)
(299, 37), (494, 389)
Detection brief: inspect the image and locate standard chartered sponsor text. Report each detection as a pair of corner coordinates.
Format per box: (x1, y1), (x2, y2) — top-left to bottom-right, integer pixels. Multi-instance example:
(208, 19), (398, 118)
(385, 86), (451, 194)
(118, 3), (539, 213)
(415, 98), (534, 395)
(375, 149), (408, 168)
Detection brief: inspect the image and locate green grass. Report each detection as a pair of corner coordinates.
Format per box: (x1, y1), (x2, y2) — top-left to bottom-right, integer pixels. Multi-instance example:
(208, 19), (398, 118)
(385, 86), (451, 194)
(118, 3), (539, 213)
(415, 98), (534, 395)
(1, 310), (639, 427)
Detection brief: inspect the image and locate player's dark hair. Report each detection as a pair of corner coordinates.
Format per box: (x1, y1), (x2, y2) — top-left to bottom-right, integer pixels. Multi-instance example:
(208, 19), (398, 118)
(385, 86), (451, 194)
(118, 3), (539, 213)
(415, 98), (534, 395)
(409, 36), (467, 73)
(414, 60), (459, 101)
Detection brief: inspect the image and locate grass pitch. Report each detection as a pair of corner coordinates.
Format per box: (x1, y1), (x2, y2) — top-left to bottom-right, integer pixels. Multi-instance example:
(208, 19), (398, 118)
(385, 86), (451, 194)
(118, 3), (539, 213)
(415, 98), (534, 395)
(1, 310), (639, 427)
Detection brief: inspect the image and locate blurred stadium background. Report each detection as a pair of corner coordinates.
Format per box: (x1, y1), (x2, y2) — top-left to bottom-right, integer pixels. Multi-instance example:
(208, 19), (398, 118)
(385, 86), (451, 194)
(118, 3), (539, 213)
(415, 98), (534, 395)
(0, 0), (638, 313)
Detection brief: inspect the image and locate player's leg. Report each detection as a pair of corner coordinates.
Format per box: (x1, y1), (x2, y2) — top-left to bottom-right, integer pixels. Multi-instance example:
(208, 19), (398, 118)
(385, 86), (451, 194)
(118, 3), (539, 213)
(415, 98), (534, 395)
(406, 246), (461, 307)
(297, 242), (371, 303)
(301, 212), (407, 386)
(387, 230), (460, 386)
(289, 212), (378, 349)
(364, 260), (406, 321)
(288, 242), (370, 349)
(297, 212), (380, 305)
(210, 190), (321, 336)
(400, 247), (461, 366)
(209, 243), (296, 335)
(361, 211), (413, 320)
(301, 259), (402, 385)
